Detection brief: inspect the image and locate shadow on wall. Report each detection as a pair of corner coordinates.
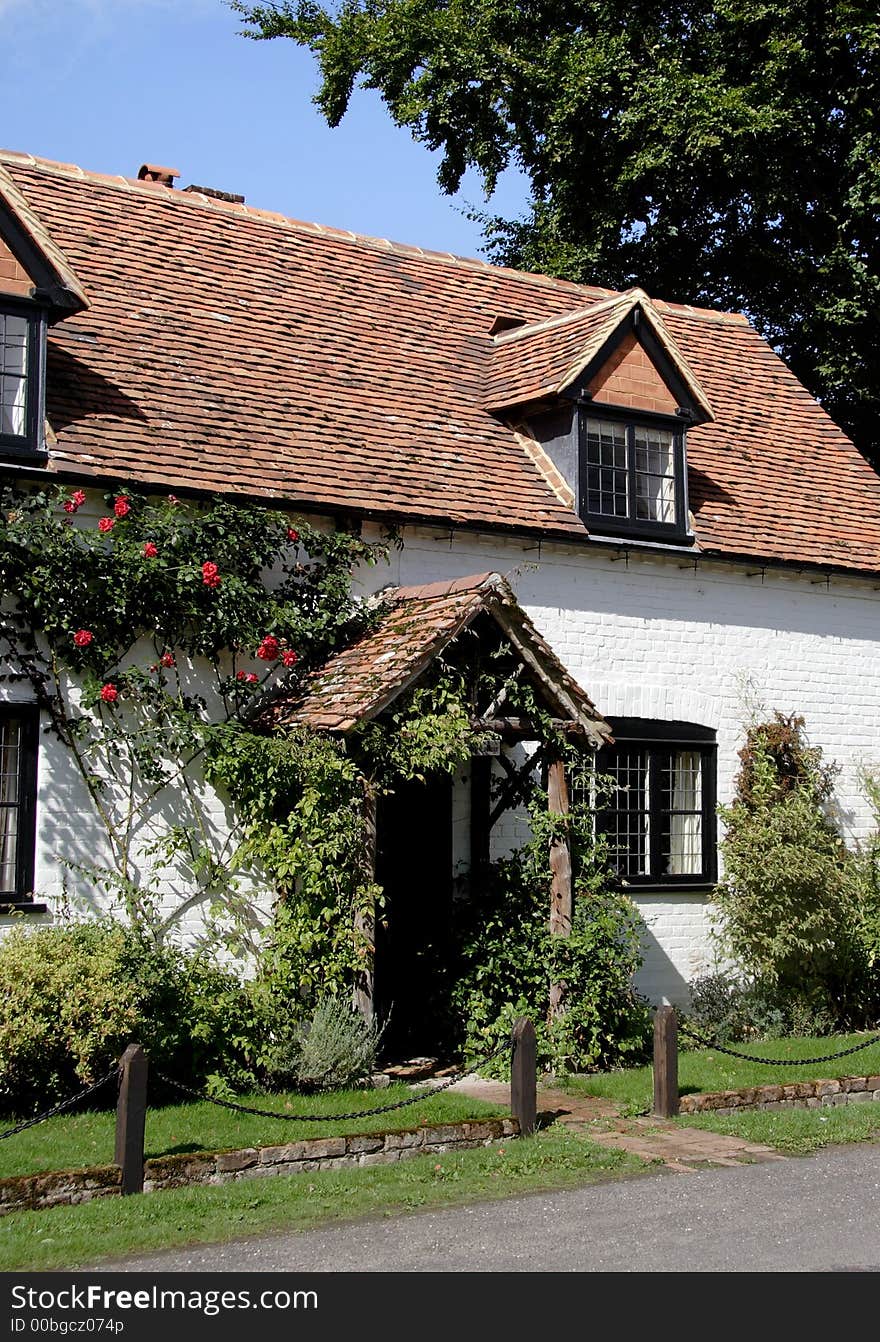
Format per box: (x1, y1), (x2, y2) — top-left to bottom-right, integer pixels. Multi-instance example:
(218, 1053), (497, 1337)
(631, 912), (715, 1009)
(33, 723), (269, 958)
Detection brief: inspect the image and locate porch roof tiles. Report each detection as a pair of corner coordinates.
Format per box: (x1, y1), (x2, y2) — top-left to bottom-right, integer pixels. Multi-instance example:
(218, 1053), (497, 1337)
(265, 572), (611, 745)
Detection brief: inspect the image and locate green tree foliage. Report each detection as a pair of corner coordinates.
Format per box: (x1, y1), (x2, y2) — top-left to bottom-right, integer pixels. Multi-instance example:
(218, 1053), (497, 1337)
(236, 0), (880, 463)
(714, 713), (859, 1001)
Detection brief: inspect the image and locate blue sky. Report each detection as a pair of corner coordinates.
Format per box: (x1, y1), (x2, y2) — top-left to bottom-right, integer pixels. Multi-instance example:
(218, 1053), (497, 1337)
(1, 0), (529, 257)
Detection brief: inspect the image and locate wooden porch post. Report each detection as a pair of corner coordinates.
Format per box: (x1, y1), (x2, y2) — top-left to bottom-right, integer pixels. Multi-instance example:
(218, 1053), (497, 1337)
(547, 753), (572, 1021)
(353, 781), (377, 1021)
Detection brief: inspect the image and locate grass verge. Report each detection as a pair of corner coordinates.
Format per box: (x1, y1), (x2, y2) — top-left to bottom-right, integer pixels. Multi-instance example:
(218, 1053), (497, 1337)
(0, 1087), (503, 1181)
(562, 1032), (880, 1113)
(0, 1130), (648, 1271)
(676, 1103), (880, 1154)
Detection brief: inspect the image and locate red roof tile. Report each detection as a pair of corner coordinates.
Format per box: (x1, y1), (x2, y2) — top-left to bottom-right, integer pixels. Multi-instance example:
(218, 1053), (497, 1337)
(486, 288), (714, 422)
(2, 150), (880, 572)
(267, 573), (611, 742)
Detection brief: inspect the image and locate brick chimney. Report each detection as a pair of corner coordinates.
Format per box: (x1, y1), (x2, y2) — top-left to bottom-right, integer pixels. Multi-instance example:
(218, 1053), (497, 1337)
(137, 163), (180, 188)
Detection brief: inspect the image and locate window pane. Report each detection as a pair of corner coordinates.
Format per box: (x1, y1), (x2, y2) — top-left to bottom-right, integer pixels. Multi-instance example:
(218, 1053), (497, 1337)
(633, 425), (676, 524)
(602, 749), (650, 877)
(0, 716), (21, 894)
(0, 313), (29, 438)
(585, 419), (628, 518)
(663, 750), (703, 875)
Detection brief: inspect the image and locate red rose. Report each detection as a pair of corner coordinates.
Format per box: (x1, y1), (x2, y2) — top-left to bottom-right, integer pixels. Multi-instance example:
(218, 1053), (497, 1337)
(113, 496), (130, 518)
(63, 500), (76, 514)
(236, 670), (247, 681)
(256, 636), (280, 661)
(160, 652), (175, 668)
(201, 561), (221, 589)
(287, 527), (299, 542)
(99, 684), (118, 704)
(73, 629), (93, 648)
(72, 490), (86, 507)
(247, 672), (258, 684)
(98, 517), (115, 534)
(143, 542), (158, 558)
(282, 650), (298, 668)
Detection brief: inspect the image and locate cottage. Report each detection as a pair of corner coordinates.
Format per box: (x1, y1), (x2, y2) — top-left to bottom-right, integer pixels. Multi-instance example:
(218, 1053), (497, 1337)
(2, 150), (880, 1010)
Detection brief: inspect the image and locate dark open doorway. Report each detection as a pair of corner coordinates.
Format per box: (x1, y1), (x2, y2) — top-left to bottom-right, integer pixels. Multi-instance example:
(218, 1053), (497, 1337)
(373, 774), (454, 1059)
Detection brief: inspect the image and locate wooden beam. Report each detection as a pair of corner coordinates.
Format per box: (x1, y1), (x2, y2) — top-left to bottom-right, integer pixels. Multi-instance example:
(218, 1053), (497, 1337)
(470, 717), (583, 738)
(510, 1017), (537, 1137)
(547, 755), (572, 939)
(353, 782), (377, 1021)
(547, 753), (572, 1024)
(653, 1006), (679, 1117)
(487, 745), (547, 830)
(115, 1044), (148, 1196)
(470, 755), (491, 888)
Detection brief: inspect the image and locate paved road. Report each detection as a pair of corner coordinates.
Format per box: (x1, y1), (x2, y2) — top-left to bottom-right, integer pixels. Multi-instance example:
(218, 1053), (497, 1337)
(105, 1143), (880, 1273)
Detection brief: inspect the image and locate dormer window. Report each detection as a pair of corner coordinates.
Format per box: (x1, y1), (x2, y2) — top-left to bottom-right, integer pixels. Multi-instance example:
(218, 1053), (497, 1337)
(486, 289), (713, 549)
(579, 411), (689, 542)
(0, 304), (44, 456)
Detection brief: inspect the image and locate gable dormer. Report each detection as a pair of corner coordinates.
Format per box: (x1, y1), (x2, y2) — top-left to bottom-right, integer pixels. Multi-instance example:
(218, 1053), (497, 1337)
(486, 289), (713, 546)
(0, 166), (87, 461)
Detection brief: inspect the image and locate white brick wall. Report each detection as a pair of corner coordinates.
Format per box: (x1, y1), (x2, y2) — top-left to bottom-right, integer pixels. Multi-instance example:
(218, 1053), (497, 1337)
(357, 522), (880, 1004)
(6, 515), (880, 1006)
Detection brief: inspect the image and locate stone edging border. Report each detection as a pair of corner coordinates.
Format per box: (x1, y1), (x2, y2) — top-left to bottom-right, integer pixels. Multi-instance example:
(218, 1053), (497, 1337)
(0, 1116), (519, 1216)
(678, 1073), (880, 1116)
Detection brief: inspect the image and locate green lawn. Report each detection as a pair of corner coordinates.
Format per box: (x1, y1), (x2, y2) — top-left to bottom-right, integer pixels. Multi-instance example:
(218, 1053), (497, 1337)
(563, 1032), (880, 1113)
(0, 1130), (648, 1271)
(675, 1103), (880, 1154)
(0, 1085), (504, 1181)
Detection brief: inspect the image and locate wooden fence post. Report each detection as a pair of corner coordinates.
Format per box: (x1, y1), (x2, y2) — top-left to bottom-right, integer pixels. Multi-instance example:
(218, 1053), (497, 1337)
(115, 1043), (148, 1195)
(510, 1017), (537, 1137)
(652, 1006), (679, 1118)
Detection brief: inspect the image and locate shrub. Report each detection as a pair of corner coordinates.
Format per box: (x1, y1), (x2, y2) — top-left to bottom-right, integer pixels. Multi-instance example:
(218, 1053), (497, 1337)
(713, 713), (861, 1002)
(684, 972), (836, 1044)
(0, 921), (269, 1115)
(265, 996), (383, 1092)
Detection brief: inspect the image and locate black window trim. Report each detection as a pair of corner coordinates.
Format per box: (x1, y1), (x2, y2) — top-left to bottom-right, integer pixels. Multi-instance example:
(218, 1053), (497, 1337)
(0, 296), (47, 462)
(0, 703), (43, 913)
(599, 717), (717, 892)
(577, 402), (693, 545)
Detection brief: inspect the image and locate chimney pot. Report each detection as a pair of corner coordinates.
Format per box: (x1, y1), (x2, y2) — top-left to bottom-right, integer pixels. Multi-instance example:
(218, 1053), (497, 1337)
(137, 163), (180, 189)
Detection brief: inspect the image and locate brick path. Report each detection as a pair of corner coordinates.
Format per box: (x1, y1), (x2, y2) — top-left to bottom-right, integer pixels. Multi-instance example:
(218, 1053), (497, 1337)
(449, 1076), (783, 1172)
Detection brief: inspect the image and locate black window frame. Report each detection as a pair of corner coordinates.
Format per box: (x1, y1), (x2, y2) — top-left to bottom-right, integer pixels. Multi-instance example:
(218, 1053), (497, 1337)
(0, 703), (40, 911)
(0, 298), (47, 461)
(597, 718), (717, 892)
(577, 404), (691, 544)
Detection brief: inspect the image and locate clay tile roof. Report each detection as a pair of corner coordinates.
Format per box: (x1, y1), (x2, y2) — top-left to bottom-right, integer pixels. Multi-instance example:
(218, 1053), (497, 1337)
(486, 289), (713, 421)
(1, 149), (880, 572)
(266, 572), (611, 743)
(0, 163), (88, 310)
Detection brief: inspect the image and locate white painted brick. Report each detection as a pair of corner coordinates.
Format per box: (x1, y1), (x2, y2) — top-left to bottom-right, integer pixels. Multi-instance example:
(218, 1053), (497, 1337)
(7, 522), (880, 1007)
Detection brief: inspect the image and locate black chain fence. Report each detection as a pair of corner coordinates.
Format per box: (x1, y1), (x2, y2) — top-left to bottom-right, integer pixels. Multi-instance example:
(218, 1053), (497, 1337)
(154, 1040), (509, 1123)
(0, 1040), (510, 1143)
(0, 1067), (121, 1142)
(679, 1022), (880, 1067)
